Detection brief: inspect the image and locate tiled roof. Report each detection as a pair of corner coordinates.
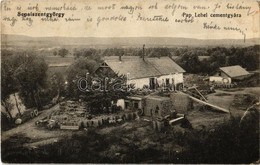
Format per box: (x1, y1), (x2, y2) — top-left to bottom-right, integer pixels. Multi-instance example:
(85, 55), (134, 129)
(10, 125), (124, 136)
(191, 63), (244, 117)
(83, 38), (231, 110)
(104, 56), (185, 79)
(219, 65), (250, 78)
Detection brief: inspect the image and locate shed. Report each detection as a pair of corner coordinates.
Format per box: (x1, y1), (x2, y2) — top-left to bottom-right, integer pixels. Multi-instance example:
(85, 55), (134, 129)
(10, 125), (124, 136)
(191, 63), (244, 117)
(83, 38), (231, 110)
(210, 65), (251, 83)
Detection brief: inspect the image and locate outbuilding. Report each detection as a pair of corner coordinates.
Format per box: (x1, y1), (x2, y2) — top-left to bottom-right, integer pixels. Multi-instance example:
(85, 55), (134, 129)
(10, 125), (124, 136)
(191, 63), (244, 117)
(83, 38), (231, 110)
(209, 65), (251, 84)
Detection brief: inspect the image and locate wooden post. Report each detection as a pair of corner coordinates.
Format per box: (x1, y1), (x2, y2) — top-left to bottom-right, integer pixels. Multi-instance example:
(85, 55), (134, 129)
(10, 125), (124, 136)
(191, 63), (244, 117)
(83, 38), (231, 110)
(181, 92), (229, 113)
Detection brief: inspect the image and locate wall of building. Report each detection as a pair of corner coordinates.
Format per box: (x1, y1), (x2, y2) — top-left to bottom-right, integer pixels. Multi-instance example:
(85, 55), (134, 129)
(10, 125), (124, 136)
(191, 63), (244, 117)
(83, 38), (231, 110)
(213, 70), (230, 78)
(209, 76), (232, 83)
(127, 73), (184, 89)
(117, 98), (143, 110)
(127, 78), (150, 89)
(116, 99), (125, 109)
(157, 73), (184, 86)
(144, 97), (173, 118)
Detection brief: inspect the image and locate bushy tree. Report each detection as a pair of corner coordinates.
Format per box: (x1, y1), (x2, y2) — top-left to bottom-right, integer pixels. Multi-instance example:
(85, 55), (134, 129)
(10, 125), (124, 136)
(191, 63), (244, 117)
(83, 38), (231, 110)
(66, 57), (130, 114)
(13, 53), (48, 109)
(58, 48), (69, 58)
(83, 75), (130, 114)
(177, 52), (202, 73)
(66, 57), (99, 98)
(73, 48), (101, 62)
(53, 50), (57, 56)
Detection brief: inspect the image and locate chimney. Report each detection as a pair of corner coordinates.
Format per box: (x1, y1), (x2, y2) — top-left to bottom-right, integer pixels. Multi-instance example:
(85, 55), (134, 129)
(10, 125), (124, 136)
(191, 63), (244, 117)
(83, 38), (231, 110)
(142, 44), (145, 60)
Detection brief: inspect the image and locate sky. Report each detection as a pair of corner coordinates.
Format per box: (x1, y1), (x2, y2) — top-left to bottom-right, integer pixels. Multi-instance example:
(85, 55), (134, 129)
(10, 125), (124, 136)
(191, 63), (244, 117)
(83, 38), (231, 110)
(1, 0), (260, 39)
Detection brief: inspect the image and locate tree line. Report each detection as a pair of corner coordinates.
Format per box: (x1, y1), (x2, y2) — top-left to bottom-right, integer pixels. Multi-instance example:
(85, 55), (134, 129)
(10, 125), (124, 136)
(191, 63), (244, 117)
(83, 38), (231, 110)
(71, 45), (259, 74)
(176, 45), (259, 74)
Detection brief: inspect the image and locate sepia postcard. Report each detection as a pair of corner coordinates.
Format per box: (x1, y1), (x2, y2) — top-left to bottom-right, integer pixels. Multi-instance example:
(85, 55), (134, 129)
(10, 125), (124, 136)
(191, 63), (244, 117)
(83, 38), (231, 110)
(1, 0), (259, 164)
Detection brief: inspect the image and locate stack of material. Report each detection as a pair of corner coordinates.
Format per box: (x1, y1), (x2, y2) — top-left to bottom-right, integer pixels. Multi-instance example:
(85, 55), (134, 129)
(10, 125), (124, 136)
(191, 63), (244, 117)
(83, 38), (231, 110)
(83, 120), (92, 127)
(92, 120), (99, 127)
(170, 93), (193, 114)
(152, 118), (165, 132)
(60, 125), (79, 130)
(60, 119), (81, 130)
(81, 111), (138, 128)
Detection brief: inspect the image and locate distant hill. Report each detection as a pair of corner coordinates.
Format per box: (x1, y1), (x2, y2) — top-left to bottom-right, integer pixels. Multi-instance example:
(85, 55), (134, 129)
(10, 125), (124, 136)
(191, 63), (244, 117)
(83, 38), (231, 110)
(1, 34), (259, 48)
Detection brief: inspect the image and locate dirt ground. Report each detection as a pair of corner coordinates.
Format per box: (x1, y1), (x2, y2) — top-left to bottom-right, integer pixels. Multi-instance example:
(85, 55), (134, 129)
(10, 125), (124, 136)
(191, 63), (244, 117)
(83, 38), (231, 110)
(1, 87), (259, 163)
(187, 87), (259, 129)
(1, 104), (75, 144)
(2, 87), (259, 143)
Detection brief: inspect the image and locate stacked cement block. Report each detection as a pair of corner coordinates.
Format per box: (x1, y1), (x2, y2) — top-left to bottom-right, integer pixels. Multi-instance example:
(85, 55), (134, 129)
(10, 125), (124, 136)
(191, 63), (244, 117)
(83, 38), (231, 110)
(152, 119), (165, 132)
(82, 112), (138, 128)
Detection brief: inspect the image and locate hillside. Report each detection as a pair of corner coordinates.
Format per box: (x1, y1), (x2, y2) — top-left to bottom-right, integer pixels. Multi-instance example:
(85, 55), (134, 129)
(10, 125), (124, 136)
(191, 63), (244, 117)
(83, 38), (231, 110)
(1, 34), (259, 48)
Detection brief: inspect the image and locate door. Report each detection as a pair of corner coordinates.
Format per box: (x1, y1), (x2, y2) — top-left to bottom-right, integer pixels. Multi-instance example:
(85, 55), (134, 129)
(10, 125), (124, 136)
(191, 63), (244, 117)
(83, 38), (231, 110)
(166, 78), (170, 85)
(149, 78), (155, 89)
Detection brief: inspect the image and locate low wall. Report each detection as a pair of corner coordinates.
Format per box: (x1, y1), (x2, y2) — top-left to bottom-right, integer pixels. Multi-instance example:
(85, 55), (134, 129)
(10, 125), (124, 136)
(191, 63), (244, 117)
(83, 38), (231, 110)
(82, 111), (138, 128)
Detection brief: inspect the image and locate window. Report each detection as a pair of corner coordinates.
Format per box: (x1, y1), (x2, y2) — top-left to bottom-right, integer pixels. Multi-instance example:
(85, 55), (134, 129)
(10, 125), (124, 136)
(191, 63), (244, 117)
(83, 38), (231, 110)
(134, 102), (139, 109)
(149, 78), (156, 89)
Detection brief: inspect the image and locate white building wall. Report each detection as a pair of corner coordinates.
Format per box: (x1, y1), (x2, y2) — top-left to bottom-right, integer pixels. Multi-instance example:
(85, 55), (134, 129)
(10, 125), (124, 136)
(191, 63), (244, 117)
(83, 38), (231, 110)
(127, 78), (150, 89)
(157, 73), (184, 86)
(116, 99), (125, 109)
(126, 73), (184, 89)
(209, 76), (232, 84)
(173, 73), (184, 85)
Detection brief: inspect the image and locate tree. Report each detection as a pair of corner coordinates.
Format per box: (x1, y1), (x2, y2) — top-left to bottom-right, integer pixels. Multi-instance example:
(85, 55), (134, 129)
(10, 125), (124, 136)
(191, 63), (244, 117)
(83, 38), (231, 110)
(210, 51), (227, 65)
(177, 52), (202, 73)
(58, 48), (69, 58)
(73, 48), (101, 62)
(66, 57), (130, 114)
(13, 53), (48, 110)
(83, 75), (130, 114)
(1, 54), (18, 120)
(53, 50), (57, 56)
(243, 50), (258, 70)
(148, 47), (172, 58)
(50, 72), (65, 102)
(66, 57), (99, 98)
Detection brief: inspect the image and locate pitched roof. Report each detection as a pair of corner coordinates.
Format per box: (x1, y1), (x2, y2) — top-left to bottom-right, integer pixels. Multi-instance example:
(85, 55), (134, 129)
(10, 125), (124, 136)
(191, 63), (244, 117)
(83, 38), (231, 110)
(219, 65), (250, 78)
(103, 56), (185, 79)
